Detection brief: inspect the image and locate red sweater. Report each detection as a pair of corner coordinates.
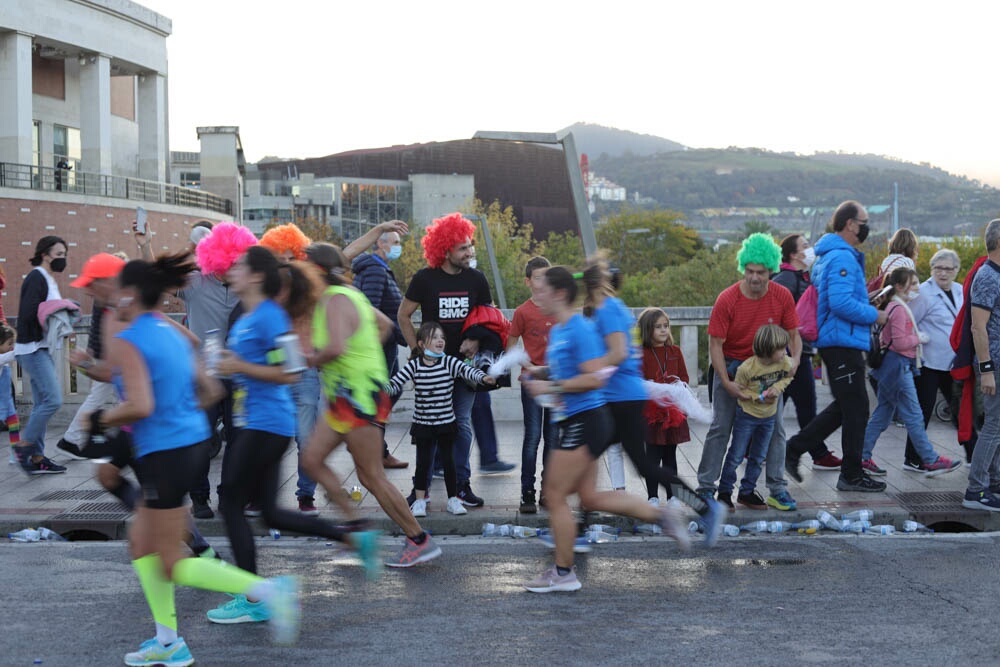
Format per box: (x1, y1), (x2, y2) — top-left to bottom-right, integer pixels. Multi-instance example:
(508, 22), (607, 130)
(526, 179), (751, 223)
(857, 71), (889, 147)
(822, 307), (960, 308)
(641, 345), (690, 446)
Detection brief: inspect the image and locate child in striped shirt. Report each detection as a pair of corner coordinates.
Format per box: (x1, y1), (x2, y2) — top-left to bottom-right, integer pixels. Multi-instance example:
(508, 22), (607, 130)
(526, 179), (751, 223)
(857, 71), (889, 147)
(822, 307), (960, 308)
(388, 322), (495, 516)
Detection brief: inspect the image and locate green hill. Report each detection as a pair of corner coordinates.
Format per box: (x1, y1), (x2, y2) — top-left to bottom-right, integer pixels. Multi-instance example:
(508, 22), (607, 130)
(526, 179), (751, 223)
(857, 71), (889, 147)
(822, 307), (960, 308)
(560, 122), (685, 158)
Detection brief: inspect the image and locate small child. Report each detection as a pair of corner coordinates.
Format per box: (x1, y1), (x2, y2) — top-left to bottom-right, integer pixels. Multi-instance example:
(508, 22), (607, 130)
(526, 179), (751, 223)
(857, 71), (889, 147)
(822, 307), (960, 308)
(508, 256), (559, 514)
(387, 322), (494, 517)
(0, 323), (21, 463)
(718, 324), (793, 510)
(637, 308), (690, 505)
(862, 267), (961, 477)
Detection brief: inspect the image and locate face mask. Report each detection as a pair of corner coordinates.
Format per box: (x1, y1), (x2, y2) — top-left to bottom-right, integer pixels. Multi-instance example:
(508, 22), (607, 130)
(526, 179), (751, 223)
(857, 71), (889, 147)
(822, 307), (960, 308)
(50, 257), (67, 273)
(469, 258), (478, 270)
(386, 245), (402, 261)
(855, 223), (870, 243)
(802, 247), (816, 268)
(908, 289), (921, 301)
(423, 349), (444, 358)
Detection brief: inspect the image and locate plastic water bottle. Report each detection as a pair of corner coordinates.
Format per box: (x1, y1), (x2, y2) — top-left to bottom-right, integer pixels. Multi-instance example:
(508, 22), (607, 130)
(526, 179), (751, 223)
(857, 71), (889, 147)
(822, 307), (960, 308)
(8, 528), (41, 542)
(634, 523), (662, 535)
(740, 521), (768, 533)
(844, 520), (872, 534)
(869, 525), (896, 535)
(349, 485), (363, 503)
(817, 511), (843, 531)
(841, 510), (873, 522)
(511, 526), (538, 538)
(269, 529), (281, 540)
(482, 523), (517, 537)
(767, 521), (793, 533)
(203, 329), (223, 376)
(37, 527), (66, 541)
(792, 520), (822, 531)
(902, 520), (933, 533)
(688, 521), (702, 534)
(722, 524), (741, 537)
(586, 526), (620, 543)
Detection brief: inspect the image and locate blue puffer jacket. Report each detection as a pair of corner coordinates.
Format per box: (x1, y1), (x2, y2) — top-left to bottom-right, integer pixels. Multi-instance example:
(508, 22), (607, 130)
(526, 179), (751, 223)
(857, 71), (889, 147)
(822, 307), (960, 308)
(813, 232), (879, 350)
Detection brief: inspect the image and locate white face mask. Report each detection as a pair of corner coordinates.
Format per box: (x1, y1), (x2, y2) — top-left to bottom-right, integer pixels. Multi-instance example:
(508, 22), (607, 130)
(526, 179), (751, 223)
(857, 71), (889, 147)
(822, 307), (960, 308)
(908, 289), (921, 301)
(469, 258), (478, 270)
(802, 247), (816, 268)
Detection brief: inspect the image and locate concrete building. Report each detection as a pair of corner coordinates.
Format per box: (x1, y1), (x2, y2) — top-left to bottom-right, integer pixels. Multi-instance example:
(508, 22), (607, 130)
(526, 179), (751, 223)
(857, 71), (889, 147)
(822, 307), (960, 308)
(0, 1), (234, 316)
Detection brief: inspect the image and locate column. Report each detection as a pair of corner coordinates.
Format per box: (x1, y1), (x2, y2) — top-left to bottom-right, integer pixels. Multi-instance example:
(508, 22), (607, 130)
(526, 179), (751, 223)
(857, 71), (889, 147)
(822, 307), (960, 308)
(680, 325), (700, 388)
(0, 32), (33, 166)
(79, 53), (111, 174)
(137, 72), (166, 182)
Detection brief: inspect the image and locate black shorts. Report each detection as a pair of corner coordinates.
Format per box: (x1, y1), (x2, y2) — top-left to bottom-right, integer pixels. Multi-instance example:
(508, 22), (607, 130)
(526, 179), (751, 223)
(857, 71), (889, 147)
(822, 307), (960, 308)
(133, 440), (211, 510)
(556, 406), (612, 458)
(83, 429), (134, 470)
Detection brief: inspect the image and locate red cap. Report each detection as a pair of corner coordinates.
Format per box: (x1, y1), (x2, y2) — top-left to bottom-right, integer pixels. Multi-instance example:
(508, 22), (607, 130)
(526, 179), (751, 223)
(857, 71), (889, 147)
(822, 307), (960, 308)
(71, 253), (126, 288)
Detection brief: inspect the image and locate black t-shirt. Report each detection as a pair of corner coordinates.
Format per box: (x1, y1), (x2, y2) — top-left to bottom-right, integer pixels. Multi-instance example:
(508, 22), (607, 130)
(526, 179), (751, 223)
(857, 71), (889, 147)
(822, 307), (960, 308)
(405, 267), (492, 356)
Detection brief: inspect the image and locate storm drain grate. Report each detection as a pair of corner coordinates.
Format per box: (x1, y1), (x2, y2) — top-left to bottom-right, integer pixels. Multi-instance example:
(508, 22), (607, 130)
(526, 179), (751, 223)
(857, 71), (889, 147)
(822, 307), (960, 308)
(893, 491), (965, 512)
(47, 501), (131, 540)
(31, 489), (108, 502)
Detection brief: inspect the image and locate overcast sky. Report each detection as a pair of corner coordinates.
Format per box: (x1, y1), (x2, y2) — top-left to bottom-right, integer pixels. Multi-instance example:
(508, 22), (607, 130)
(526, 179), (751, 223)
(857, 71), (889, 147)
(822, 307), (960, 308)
(141, 0), (1000, 186)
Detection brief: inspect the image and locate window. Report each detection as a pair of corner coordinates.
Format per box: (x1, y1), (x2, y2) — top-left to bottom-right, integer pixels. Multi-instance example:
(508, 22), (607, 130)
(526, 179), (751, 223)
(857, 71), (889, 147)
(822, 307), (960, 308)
(53, 125), (81, 167)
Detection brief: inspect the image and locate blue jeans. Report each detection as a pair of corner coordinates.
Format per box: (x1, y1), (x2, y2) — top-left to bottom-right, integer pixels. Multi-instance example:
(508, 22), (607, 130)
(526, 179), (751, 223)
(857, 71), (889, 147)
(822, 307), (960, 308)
(968, 367), (1000, 493)
(291, 367), (320, 498)
(719, 407), (775, 496)
(423, 380), (476, 489)
(471, 391), (499, 466)
(520, 382), (558, 492)
(697, 361), (788, 496)
(863, 351), (939, 463)
(16, 349), (62, 456)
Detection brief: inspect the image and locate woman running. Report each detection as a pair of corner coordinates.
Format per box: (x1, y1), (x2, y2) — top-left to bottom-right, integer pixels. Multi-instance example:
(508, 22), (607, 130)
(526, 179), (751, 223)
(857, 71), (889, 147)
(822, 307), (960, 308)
(91, 253), (299, 667)
(299, 242), (441, 567)
(522, 267), (690, 593)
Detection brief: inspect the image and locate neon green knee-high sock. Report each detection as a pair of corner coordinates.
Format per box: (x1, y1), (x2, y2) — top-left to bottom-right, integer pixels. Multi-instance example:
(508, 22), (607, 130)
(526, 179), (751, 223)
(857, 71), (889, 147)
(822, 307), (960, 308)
(172, 555), (264, 595)
(132, 554), (177, 641)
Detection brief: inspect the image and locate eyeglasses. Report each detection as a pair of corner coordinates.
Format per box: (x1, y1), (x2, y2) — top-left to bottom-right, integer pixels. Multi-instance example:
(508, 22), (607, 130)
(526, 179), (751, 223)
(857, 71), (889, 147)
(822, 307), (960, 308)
(932, 266), (958, 273)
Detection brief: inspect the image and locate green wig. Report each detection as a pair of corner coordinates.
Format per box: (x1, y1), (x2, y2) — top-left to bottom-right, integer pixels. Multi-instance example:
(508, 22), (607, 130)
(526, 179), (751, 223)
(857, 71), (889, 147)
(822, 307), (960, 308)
(737, 233), (781, 274)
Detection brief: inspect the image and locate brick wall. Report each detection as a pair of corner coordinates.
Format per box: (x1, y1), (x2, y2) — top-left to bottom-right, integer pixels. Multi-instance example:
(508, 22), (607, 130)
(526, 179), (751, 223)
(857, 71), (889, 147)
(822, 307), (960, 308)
(0, 194), (230, 319)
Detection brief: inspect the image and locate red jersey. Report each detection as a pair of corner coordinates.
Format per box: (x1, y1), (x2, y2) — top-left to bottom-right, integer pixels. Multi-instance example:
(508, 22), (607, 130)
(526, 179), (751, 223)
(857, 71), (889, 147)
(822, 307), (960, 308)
(509, 298), (557, 367)
(708, 282), (797, 361)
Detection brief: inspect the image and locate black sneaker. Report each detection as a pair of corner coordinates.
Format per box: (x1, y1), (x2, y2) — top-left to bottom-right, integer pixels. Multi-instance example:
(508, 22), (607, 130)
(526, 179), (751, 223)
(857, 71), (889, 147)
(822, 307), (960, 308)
(836, 475), (887, 493)
(405, 489), (430, 507)
(519, 489), (537, 514)
(56, 438), (87, 461)
(457, 482), (484, 508)
(191, 496), (215, 519)
(785, 453), (803, 483)
(21, 454), (67, 475)
(716, 491), (735, 511)
(737, 490), (768, 510)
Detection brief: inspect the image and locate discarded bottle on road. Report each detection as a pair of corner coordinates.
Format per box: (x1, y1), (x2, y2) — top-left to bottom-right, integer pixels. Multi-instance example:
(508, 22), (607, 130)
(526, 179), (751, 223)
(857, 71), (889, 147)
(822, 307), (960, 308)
(8, 529), (41, 542)
(844, 520), (872, 534)
(869, 525), (896, 535)
(634, 523), (662, 535)
(482, 523), (510, 537)
(269, 529), (281, 540)
(37, 527), (65, 541)
(791, 520), (822, 531)
(740, 521), (768, 533)
(349, 485), (363, 503)
(511, 526), (538, 538)
(841, 510), (874, 522)
(688, 521), (701, 534)
(722, 524), (741, 537)
(817, 511), (844, 531)
(767, 521), (793, 533)
(902, 520), (933, 533)
(586, 526), (620, 543)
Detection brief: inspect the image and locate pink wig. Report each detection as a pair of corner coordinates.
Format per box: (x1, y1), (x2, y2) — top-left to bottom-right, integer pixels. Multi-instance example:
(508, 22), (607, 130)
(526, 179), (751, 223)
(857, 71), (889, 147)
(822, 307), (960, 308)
(196, 222), (258, 277)
(421, 212), (477, 268)
(259, 223), (311, 260)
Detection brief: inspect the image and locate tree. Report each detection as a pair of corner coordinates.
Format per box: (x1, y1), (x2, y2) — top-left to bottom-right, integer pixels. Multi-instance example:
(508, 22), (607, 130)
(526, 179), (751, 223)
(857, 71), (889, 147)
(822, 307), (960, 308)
(595, 207), (702, 275)
(542, 230), (586, 269)
(742, 219), (774, 238)
(618, 244), (739, 308)
(467, 199), (544, 308)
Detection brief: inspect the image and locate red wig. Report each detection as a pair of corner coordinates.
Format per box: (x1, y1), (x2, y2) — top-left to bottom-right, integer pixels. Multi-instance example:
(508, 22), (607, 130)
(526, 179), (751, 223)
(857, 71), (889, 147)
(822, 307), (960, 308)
(260, 223), (311, 260)
(196, 222), (258, 277)
(421, 212), (477, 269)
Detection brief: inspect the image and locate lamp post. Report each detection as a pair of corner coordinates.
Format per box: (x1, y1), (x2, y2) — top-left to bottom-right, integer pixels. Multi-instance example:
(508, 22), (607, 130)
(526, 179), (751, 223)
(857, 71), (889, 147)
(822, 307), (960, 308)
(465, 214), (507, 309)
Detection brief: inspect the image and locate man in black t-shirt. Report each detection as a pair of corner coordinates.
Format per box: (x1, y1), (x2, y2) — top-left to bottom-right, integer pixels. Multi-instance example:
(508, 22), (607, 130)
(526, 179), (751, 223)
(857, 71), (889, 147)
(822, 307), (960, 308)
(399, 213), (494, 508)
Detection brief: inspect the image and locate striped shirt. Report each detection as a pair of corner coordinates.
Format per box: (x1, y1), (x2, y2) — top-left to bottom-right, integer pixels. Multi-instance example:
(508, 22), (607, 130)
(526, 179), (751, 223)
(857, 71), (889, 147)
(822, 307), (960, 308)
(387, 355), (487, 426)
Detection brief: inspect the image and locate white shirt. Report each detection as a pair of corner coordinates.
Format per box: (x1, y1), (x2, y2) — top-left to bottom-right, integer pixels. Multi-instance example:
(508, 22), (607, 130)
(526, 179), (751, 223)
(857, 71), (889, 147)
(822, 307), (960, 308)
(909, 277), (963, 372)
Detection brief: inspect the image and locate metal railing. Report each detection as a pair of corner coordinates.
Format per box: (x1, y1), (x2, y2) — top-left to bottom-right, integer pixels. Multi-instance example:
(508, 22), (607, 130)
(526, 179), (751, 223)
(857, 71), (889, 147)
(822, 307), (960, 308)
(0, 161), (232, 215)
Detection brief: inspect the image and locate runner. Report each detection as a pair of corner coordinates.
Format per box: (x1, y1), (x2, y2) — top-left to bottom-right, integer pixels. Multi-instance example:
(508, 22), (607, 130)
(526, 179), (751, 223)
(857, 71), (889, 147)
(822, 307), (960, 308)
(91, 253), (299, 666)
(522, 267), (691, 593)
(299, 242), (441, 567)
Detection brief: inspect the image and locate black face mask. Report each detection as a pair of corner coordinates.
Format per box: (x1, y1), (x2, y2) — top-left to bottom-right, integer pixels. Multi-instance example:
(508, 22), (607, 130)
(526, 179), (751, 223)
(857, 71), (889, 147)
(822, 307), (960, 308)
(856, 223), (870, 244)
(49, 257), (67, 273)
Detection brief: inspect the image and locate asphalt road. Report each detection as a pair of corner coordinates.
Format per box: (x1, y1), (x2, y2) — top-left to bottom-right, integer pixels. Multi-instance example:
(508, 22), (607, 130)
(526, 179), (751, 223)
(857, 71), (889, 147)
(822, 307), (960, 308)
(2, 533), (997, 666)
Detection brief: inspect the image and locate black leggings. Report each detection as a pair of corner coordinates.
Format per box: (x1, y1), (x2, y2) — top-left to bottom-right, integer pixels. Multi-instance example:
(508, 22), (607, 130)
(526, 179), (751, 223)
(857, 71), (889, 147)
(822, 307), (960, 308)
(607, 400), (707, 515)
(219, 429), (346, 574)
(414, 429), (457, 498)
(645, 444), (678, 500)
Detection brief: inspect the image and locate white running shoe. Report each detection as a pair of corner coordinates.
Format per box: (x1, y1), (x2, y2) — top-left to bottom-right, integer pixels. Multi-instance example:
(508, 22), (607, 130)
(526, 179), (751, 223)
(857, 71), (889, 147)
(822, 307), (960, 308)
(410, 498), (427, 518)
(659, 498), (691, 552)
(446, 496), (467, 515)
(648, 497), (660, 507)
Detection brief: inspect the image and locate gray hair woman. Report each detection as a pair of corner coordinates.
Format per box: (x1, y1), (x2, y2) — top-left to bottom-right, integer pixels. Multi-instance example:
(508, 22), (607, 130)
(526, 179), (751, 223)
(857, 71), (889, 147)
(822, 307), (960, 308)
(906, 248), (964, 465)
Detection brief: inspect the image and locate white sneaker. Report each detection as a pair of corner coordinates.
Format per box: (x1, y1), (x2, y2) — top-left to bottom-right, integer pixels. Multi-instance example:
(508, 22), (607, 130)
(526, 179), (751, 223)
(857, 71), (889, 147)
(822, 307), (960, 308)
(446, 496), (467, 515)
(659, 498), (691, 552)
(648, 497), (660, 507)
(410, 498), (427, 517)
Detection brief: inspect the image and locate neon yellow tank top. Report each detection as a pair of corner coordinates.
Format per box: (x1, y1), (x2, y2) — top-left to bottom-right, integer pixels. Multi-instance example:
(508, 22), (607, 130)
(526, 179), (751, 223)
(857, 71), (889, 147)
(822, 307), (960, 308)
(312, 285), (388, 414)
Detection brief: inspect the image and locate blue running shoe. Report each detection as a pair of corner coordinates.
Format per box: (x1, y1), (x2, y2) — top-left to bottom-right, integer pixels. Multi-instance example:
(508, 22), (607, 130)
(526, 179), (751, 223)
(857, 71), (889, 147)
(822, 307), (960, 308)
(537, 531), (592, 554)
(206, 593), (270, 624)
(766, 490), (797, 511)
(700, 498), (725, 548)
(349, 530), (383, 581)
(124, 636), (194, 667)
(266, 575), (301, 645)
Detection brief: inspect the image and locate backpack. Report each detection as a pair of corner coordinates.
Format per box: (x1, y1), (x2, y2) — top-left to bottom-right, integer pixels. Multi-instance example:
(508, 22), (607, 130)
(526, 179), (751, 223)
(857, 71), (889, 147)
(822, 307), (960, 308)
(866, 256), (906, 295)
(867, 304), (896, 370)
(796, 284), (819, 342)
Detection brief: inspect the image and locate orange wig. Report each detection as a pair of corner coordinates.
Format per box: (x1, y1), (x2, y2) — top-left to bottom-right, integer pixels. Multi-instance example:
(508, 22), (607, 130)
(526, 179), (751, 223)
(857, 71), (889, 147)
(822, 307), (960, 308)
(260, 223), (311, 261)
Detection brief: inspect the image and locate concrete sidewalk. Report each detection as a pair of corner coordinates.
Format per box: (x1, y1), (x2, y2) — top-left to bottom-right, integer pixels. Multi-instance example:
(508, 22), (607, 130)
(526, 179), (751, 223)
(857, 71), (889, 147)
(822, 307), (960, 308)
(1, 381), (993, 539)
